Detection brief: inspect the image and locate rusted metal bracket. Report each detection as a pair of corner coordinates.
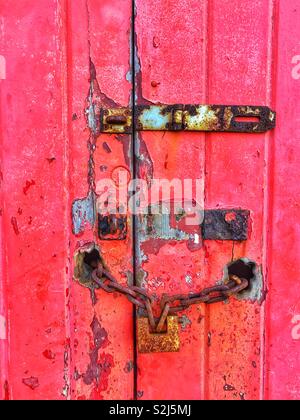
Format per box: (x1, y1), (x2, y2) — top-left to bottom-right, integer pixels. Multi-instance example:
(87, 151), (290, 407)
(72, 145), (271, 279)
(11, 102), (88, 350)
(202, 209), (250, 241)
(139, 209), (250, 242)
(100, 105), (276, 134)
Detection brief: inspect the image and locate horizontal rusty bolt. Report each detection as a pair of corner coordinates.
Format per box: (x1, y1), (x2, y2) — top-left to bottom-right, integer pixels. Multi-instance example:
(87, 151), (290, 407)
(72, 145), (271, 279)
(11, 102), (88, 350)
(101, 105), (275, 133)
(106, 115), (127, 125)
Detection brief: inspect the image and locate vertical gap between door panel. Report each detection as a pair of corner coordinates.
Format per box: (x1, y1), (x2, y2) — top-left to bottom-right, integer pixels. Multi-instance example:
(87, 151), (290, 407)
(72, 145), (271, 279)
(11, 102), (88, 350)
(131, 0), (138, 401)
(261, 0), (279, 401)
(60, 0), (72, 400)
(202, 0), (212, 401)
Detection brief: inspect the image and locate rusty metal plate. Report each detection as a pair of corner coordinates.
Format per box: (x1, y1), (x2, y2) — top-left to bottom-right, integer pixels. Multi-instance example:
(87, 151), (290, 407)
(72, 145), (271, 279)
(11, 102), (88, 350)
(98, 214), (127, 240)
(100, 105), (276, 133)
(137, 317), (180, 353)
(202, 209), (250, 241)
(100, 107), (132, 134)
(137, 208), (249, 242)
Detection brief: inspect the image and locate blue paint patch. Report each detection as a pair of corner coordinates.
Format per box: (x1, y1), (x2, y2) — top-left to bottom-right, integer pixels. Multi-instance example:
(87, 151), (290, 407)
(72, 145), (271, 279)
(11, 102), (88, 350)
(126, 70), (132, 83)
(72, 191), (96, 235)
(139, 106), (171, 130)
(139, 213), (190, 241)
(86, 103), (97, 134)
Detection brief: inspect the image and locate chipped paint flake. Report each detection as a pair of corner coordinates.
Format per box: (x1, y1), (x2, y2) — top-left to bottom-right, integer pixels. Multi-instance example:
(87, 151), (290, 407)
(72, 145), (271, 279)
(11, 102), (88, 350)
(72, 191), (96, 235)
(138, 106), (172, 130)
(0, 315), (7, 339)
(22, 377), (39, 390)
(0, 55), (6, 80)
(179, 315), (192, 331)
(139, 213), (190, 242)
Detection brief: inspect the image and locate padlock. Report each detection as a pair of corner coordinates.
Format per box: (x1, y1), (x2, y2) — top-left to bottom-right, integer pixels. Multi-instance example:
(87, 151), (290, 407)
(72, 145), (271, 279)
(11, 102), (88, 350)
(137, 316), (180, 353)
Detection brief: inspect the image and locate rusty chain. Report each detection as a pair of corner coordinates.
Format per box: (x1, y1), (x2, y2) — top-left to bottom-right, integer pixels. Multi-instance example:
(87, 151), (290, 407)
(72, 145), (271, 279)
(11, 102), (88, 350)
(87, 133), (97, 194)
(91, 264), (249, 334)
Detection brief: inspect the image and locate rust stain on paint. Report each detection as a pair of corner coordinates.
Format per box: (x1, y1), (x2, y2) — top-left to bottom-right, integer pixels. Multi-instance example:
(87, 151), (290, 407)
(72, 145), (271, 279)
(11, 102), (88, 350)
(137, 390), (144, 399)
(102, 142), (112, 153)
(11, 217), (20, 235)
(124, 361), (134, 374)
(22, 377), (39, 390)
(223, 376), (236, 392)
(81, 316), (114, 399)
(89, 353), (114, 400)
(23, 180), (36, 195)
(4, 381), (10, 400)
(43, 349), (56, 360)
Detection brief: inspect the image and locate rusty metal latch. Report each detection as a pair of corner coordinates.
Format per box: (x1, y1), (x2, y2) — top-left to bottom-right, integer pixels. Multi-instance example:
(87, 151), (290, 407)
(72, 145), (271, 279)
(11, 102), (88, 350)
(100, 105), (276, 134)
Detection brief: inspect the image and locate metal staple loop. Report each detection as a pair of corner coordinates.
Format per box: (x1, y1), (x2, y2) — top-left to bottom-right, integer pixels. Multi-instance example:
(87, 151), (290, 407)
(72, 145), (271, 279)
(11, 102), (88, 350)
(92, 264), (249, 333)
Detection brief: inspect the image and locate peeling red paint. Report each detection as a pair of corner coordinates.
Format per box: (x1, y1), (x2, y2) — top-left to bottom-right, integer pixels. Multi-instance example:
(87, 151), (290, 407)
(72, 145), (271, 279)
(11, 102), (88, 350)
(23, 180), (36, 195)
(82, 317), (110, 389)
(89, 354), (114, 400)
(22, 377), (39, 391)
(43, 350), (56, 361)
(141, 239), (170, 256)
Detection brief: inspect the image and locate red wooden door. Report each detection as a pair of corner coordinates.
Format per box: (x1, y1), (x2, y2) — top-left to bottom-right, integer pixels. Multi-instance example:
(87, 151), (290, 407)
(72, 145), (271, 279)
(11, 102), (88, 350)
(1, 0), (300, 401)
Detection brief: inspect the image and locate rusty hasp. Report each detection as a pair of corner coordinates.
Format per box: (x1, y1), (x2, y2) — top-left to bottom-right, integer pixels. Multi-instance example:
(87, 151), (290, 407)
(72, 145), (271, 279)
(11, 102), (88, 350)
(91, 264), (249, 353)
(100, 105), (276, 133)
(100, 108), (132, 134)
